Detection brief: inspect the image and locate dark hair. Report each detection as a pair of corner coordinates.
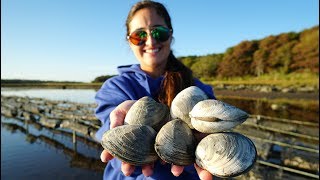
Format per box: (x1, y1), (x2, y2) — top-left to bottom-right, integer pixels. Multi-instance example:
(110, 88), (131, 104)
(126, 0), (194, 107)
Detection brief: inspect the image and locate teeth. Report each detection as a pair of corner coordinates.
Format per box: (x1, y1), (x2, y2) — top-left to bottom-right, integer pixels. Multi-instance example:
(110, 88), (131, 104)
(145, 49), (160, 53)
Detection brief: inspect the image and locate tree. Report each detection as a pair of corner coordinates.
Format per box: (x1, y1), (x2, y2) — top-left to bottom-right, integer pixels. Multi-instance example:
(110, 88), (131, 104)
(191, 54), (223, 78)
(92, 75), (115, 83)
(218, 41), (258, 77)
(291, 26), (319, 73)
(179, 56), (198, 69)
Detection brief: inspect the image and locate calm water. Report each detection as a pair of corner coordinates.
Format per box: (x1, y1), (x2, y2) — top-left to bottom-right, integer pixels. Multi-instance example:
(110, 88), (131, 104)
(1, 88), (319, 179)
(1, 88), (96, 104)
(1, 88), (103, 180)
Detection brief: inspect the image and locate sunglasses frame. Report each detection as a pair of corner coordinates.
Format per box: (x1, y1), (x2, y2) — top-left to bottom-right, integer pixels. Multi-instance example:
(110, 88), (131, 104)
(127, 26), (173, 46)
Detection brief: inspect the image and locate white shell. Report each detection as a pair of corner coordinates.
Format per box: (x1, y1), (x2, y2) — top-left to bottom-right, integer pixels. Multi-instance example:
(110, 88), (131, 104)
(190, 99), (248, 133)
(195, 132), (257, 177)
(170, 86), (208, 129)
(124, 96), (169, 131)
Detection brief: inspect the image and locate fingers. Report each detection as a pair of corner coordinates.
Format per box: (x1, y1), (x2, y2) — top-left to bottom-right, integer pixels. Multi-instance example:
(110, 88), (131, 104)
(122, 162), (154, 177)
(121, 162), (135, 176)
(194, 163), (212, 180)
(110, 109), (125, 129)
(110, 100), (136, 129)
(171, 165), (184, 177)
(101, 150), (136, 176)
(100, 150), (114, 163)
(142, 163), (154, 177)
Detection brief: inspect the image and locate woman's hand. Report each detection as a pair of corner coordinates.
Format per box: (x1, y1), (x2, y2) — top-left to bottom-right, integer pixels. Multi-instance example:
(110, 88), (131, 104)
(109, 100), (136, 129)
(100, 149), (154, 176)
(169, 164), (212, 180)
(194, 164), (213, 180)
(100, 100), (156, 177)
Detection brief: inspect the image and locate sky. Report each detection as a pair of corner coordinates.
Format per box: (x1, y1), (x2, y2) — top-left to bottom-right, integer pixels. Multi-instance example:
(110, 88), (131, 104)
(1, 0), (319, 82)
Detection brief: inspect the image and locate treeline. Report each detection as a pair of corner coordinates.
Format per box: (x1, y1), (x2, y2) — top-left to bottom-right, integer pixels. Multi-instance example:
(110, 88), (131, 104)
(179, 25), (319, 79)
(91, 75), (115, 83)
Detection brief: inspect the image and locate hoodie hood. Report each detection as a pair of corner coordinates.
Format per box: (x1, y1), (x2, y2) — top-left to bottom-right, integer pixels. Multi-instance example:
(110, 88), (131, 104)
(117, 64), (145, 75)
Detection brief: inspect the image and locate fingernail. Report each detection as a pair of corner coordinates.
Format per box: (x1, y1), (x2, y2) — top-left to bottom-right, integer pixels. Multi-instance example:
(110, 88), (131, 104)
(171, 165), (183, 177)
(144, 169), (153, 177)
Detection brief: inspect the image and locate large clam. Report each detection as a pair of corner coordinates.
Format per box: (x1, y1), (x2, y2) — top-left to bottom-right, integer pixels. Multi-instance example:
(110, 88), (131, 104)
(170, 86), (208, 129)
(101, 96), (168, 165)
(101, 124), (158, 165)
(124, 96), (169, 131)
(195, 132), (257, 177)
(154, 119), (196, 166)
(189, 99), (248, 133)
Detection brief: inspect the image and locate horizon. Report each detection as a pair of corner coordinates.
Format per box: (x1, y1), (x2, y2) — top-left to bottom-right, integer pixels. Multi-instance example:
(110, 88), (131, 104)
(1, 0), (319, 82)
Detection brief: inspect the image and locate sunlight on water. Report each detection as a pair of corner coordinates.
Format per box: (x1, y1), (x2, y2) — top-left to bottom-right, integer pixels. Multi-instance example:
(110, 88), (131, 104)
(1, 88), (97, 104)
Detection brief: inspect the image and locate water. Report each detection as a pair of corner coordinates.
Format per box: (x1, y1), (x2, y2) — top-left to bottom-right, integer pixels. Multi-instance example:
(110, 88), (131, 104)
(1, 88), (96, 104)
(1, 88), (104, 180)
(1, 116), (105, 179)
(1, 88), (319, 179)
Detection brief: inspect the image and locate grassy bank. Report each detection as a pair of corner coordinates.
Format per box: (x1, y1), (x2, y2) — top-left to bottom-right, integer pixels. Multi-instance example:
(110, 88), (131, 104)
(2, 72), (319, 89)
(202, 72), (319, 88)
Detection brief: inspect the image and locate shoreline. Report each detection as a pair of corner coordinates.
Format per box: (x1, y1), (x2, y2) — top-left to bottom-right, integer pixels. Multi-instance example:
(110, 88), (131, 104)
(1, 86), (319, 101)
(214, 89), (319, 101)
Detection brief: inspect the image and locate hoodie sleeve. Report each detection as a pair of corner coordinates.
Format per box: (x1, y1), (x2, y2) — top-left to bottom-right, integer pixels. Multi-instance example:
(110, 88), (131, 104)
(94, 78), (130, 142)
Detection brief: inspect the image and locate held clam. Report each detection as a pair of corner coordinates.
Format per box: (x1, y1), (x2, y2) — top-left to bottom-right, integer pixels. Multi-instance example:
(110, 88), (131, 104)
(170, 86), (208, 129)
(154, 119), (196, 166)
(101, 124), (158, 166)
(124, 96), (169, 131)
(195, 132), (257, 178)
(189, 99), (248, 133)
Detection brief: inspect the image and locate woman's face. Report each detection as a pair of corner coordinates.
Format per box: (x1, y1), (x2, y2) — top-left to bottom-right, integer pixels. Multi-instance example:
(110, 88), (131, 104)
(128, 8), (172, 77)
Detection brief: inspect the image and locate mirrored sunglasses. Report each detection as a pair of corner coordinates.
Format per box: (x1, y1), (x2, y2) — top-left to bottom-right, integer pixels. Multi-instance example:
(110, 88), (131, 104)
(127, 26), (172, 46)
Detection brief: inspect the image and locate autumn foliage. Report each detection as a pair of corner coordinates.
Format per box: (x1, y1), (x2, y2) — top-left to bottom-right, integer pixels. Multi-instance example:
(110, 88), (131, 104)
(179, 25), (319, 78)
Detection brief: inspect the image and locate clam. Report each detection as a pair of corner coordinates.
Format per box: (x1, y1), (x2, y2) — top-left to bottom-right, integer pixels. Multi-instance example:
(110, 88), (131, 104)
(189, 99), (248, 133)
(125, 96), (169, 131)
(195, 132), (257, 177)
(154, 119), (196, 166)
(101, 125), (158, 165)
(171, 86), (208, 129)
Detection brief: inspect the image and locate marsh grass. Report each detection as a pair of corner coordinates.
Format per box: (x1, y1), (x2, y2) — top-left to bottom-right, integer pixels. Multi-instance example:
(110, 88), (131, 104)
(2, 72), (319, 89)
(202, 72), (319, 88)
(217, 94), (319, 107)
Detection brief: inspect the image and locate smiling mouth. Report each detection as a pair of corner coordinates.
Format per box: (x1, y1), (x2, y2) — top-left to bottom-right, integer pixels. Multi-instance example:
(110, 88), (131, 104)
(144, 48), (160, 53)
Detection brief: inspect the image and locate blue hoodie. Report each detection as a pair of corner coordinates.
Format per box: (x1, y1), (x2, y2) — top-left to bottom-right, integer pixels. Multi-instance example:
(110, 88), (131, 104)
(95, 64), (215, 180)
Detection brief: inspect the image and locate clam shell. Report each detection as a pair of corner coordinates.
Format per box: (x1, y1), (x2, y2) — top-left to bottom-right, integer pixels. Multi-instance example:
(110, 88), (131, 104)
(125, 96), (169, 131)
(101, 125), (158, 165)
(170, 86), (208, 129)
(154, 119), (196, 166)
(195, 132), (257, 177)
(190, 99), (248, 133)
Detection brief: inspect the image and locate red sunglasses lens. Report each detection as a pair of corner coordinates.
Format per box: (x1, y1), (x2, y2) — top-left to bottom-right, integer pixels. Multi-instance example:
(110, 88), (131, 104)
(129, 30), (147, 45)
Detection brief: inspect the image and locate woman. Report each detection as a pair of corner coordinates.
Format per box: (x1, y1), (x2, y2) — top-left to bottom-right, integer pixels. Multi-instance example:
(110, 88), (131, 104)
(95, 1), (215, 179)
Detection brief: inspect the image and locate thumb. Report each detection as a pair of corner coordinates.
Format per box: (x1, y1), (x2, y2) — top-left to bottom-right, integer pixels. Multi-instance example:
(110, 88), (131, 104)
(110, 100), (136, 129)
